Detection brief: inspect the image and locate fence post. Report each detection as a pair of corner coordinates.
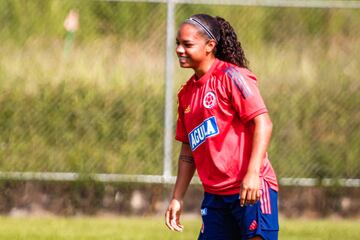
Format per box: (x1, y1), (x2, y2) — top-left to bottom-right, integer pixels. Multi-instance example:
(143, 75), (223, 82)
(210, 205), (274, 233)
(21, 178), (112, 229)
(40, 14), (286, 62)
(163, 0), (176, 180)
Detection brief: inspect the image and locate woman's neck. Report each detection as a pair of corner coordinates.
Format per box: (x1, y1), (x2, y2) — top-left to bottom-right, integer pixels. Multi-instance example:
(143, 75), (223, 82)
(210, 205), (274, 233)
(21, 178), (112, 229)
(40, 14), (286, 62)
(194, 57), (216, 79)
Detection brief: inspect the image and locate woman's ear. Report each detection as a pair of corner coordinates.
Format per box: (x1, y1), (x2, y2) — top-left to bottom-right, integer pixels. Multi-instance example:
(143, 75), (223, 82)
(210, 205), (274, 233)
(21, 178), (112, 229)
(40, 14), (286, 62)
(205, 40), (217, 53)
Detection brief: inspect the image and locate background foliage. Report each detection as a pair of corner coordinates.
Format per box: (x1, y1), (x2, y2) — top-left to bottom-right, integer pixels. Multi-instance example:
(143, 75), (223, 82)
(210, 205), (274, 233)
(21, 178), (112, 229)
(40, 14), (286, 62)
(0, 0), (359, 179)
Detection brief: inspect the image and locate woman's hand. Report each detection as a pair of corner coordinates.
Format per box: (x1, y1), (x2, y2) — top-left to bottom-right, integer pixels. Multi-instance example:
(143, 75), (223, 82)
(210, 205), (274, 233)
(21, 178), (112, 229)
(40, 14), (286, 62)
(165, 143), (195, 232)
(165, 198), (184, 232)
(239, 171), (261, 207)
(240, 113), (272, 207)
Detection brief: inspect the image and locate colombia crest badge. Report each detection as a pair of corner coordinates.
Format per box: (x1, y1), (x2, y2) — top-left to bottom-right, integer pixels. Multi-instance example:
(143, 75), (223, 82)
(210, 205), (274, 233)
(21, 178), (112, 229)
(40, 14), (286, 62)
(203, 91), (216, 109)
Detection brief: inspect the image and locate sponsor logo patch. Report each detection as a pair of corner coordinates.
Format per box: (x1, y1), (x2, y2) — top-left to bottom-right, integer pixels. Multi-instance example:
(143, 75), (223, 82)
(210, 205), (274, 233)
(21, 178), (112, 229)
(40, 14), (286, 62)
(203, 91), (216, 109)
(188, 116), (219, 151)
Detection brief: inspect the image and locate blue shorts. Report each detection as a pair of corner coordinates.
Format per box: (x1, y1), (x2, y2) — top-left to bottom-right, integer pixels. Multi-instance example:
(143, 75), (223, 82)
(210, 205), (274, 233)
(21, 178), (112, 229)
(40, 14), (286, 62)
(198, 185), (279, 240)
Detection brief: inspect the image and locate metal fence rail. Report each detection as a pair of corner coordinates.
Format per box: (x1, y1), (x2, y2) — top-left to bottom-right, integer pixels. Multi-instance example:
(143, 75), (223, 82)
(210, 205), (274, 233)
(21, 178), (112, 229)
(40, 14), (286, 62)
(1, 171), (360, 187)
(0, 0), (359, 186)
(109, 0), (360, 8)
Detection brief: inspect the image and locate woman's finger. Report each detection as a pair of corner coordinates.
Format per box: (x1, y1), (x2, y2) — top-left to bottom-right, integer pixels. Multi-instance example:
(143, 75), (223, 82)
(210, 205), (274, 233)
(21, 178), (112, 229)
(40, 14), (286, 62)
(246, 188), (255, 205)
(256, 189), (261, 202)
(240, 187), (247, 207)
(250, 189), (258, 204)
(170, 212), (183, 232)
(165, 209), (174, 231)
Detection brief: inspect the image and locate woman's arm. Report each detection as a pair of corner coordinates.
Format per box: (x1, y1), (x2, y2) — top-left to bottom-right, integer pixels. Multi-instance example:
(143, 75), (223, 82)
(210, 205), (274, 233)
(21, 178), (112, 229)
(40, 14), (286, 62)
(165, 143), (196, 232)
(239, 112), (273, 206)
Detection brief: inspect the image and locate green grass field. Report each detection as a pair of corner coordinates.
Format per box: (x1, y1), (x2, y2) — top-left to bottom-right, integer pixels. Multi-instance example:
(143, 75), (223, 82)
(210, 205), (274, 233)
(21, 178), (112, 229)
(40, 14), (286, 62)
(0, 216), (359, 239)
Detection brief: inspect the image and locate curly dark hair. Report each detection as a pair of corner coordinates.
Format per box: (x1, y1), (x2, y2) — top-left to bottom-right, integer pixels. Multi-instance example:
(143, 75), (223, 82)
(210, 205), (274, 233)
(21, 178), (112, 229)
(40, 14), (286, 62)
(186, 14), (249, 68)
(215, 16), (249, 68)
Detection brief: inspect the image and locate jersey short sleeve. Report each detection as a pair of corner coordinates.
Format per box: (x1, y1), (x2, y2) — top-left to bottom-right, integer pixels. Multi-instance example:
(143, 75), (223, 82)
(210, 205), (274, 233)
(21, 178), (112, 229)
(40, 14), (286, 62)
(175, 97), (189, 143)
(223, 66), (268, 122)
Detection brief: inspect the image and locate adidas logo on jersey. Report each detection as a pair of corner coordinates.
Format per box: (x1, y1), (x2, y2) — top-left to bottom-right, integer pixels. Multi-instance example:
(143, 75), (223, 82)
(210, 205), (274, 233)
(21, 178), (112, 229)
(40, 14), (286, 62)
(188, 116), (219, 151)
(249, 220), (258, 231)
(184, 105), (191, 113)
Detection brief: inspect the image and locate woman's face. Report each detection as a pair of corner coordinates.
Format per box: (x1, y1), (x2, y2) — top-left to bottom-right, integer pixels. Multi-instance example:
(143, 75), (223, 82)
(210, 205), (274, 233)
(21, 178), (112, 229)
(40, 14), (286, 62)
(176, 23), (213, 70)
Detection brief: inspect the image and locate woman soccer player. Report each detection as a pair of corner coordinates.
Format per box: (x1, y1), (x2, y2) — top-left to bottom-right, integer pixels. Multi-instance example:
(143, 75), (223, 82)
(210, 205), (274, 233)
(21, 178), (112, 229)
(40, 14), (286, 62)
(165, 14), (279, 240)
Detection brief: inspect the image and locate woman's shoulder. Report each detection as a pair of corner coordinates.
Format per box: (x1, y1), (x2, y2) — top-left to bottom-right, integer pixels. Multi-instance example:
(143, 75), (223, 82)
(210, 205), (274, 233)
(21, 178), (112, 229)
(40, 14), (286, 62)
(215, 60), (257, 82)
(176, 76), (194, 97)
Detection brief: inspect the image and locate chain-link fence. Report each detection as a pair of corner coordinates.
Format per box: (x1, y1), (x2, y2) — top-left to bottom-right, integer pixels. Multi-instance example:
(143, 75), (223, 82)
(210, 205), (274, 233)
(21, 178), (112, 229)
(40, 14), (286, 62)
(0, 0), (359, 183)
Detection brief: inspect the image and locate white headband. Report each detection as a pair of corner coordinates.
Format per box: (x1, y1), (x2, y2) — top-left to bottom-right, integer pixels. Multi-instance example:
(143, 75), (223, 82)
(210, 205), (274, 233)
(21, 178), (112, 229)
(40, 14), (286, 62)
(187, 17), (217, 42)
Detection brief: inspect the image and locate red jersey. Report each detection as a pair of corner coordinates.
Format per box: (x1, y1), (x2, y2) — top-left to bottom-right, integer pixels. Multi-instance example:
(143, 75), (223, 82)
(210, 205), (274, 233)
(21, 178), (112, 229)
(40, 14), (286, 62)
(175, 59), (278, 195)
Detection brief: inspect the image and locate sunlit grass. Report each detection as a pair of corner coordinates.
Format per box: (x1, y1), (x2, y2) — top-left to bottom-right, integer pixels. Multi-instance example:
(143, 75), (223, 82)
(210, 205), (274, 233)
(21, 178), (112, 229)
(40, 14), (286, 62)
(0, 216), (358, 239)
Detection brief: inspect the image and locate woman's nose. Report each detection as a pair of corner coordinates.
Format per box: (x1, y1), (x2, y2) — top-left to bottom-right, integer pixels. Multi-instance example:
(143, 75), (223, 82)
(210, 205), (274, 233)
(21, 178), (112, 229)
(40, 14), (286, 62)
(176, 44), (184, 54)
